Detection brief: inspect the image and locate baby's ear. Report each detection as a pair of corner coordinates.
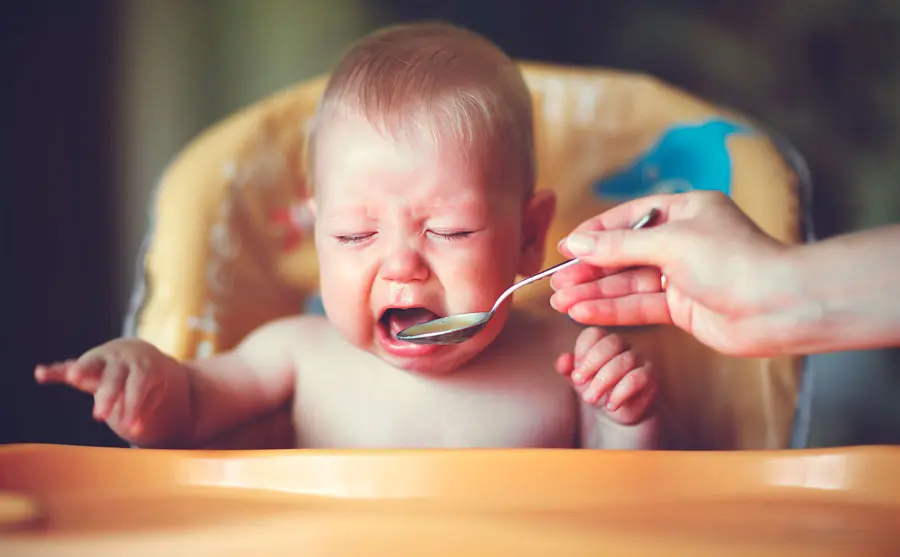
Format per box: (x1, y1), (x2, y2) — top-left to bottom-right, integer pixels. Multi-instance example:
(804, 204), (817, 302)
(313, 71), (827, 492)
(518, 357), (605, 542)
(305, 196), (317, 219)
(518, 189), (556, 276)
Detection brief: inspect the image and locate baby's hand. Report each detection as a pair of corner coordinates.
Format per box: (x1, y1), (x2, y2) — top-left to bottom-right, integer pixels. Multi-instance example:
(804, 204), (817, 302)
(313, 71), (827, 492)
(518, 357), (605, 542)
(34, 339), (174, 440)
(556, 327), (656, 425)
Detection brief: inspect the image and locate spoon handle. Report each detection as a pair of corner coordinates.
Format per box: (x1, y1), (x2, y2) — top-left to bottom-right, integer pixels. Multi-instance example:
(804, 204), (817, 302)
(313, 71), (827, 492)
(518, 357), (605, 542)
(489, 208), (660, 314)
(490, 258), (580, 313)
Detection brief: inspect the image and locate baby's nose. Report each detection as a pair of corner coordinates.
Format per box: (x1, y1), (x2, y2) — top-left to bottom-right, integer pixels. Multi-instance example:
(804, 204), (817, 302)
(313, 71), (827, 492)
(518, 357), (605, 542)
(379, 247), (430, 283)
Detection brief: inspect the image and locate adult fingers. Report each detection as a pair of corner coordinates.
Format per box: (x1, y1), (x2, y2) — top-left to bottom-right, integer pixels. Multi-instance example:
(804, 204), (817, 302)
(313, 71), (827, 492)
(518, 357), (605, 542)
(566, 193), (691, 237)
(557, 191), (717, 262)
(566, 293), (672, 327)
(550, 268), (664, 314)
(562, 226), (671, 269)
(549, 261), (612, 291)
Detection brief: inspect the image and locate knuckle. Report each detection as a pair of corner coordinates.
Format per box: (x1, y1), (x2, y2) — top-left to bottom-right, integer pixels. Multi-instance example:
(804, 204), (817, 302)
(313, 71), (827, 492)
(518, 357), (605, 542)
(605, 230), (626, 258)
(579, 352), (603, 375)
(582, 344), (610, 370)
(603, 333), (626, 355)
(580, 326), (605, 341)
(136, 356), (153, 375)
(695, 189), (723, 204)
(627, 367), (649, 388)
(575, 327), (604, 354)
(616, 349), (639, 373)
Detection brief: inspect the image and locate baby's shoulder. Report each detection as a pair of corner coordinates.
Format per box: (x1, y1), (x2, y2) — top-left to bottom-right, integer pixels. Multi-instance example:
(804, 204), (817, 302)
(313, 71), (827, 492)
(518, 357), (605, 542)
(243, 313), (334, 352)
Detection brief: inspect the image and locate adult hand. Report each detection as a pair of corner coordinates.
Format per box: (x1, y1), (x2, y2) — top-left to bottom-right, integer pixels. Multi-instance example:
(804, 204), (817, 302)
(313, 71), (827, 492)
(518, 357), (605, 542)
(549, 191), (803, 357)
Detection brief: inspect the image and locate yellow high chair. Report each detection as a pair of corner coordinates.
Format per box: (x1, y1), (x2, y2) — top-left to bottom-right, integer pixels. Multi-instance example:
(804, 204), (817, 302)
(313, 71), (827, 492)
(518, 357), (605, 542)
(7, 62), (900, 557)
(122, 62), (810, 451)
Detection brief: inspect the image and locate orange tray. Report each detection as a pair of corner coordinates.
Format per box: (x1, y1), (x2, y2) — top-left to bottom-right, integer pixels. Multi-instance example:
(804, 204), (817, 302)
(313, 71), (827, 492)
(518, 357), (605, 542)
(1, 443), (899, 556)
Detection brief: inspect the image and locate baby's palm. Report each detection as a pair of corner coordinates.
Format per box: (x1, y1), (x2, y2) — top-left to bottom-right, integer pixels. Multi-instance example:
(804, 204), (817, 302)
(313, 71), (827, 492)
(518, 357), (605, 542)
(34, 339), (168, 439)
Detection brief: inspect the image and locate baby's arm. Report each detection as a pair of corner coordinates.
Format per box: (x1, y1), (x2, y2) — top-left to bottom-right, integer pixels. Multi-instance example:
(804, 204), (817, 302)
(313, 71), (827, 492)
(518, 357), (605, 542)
(35, 317), (300, 448)
(556, 327), (659, 449)
(176, 317), (300, 447)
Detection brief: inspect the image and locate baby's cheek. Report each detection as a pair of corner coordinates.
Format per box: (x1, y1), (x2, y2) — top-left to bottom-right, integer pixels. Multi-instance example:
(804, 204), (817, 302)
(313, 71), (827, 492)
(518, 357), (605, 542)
(317, 267), (372, 344)
(444, 250), (517, 309)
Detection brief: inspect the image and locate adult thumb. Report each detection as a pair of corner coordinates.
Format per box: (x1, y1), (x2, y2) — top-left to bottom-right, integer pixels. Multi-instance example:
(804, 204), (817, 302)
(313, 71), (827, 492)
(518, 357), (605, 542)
(562, 228), (666, 268)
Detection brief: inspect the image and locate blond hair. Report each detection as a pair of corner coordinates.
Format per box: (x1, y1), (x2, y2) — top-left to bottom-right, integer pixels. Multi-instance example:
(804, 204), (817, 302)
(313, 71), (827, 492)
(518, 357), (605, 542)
(306, 21), (535, 197)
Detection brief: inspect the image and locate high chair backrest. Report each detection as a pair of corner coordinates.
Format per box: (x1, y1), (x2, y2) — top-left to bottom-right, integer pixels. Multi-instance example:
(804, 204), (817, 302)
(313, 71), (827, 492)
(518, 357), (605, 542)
(124, 62), (808, 451)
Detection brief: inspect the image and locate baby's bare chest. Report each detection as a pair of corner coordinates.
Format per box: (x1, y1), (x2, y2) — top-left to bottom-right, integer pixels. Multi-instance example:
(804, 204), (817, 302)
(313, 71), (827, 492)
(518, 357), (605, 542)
(291, 353), (579, 449)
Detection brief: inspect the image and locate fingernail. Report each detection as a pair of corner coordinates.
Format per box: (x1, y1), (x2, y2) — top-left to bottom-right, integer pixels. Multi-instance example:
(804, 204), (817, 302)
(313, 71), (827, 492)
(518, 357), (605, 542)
(572, 372), (582, 383)
(566, 233), (595, 256)
(549, 295), (558, 310)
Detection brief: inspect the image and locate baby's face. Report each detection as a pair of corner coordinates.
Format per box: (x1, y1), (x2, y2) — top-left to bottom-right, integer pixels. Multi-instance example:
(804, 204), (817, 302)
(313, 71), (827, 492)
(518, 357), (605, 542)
(311, 114), (550, 375)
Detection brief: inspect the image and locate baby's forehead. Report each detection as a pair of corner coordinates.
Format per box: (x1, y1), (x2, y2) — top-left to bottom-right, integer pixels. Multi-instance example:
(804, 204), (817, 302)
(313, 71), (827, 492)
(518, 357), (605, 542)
(311, 109), (526, 203)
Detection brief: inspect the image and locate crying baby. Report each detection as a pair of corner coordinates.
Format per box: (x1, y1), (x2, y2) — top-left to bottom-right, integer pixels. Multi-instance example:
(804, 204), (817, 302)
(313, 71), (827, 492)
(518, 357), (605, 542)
(34, 22), (659, 451)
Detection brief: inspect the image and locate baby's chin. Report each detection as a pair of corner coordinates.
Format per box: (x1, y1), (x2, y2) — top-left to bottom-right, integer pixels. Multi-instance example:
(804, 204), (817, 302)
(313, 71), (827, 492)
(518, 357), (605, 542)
(377, 347), (486, 376)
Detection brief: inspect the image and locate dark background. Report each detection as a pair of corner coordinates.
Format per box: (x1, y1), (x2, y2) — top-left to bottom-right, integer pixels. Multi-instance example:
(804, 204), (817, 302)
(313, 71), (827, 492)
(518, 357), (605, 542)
(5, 1), (899, 448)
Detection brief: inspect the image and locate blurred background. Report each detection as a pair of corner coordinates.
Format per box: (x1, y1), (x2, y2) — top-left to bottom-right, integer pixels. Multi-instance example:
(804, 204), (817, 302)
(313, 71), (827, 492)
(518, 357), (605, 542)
(6, 0), (899, 448)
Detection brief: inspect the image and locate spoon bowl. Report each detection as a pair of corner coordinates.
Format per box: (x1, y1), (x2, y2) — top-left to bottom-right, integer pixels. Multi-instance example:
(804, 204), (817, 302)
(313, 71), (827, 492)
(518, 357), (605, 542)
(395, 208), (660, 345)
(394, 312), (491, 345)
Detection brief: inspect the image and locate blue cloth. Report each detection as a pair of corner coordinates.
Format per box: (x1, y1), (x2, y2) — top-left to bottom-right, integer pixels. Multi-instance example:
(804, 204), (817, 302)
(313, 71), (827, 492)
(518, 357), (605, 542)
(593, 118), (753, 200)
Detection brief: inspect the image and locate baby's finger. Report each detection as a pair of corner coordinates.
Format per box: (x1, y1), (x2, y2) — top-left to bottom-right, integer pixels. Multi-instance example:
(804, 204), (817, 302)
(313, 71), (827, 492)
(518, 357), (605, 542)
(123, 370), (165, 434)
(581, 349), (638, 405)
(139, 380), (167, 436)
(607, 380), (657, 425)
(573, 327), (606, 366)
(66, 358), (105, 393)
(555, 352), (575, 376)
(34, 361), (74, 385)
(122, 371), (147, 429)
(108, 396), (128, 427)
(92, 362), (127, 422)
(35, 359), (104, 393)
(572, 331), (624, 387)
(605, 365), (654, 412)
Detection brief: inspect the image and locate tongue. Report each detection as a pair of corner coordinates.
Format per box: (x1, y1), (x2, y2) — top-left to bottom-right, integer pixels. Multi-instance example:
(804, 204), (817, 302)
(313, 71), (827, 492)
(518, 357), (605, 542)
(388, 308), (439, 336)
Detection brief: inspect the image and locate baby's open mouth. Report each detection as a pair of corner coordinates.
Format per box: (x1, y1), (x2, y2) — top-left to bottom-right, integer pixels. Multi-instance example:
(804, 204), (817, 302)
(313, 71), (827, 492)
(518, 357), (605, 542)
(380, 307), (441, 339)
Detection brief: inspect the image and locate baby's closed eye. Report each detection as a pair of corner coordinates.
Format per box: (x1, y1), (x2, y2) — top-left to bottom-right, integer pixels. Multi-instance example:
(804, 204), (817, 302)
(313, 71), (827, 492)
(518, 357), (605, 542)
(426, 229), (476, 242)
(334, 231), (377, 245)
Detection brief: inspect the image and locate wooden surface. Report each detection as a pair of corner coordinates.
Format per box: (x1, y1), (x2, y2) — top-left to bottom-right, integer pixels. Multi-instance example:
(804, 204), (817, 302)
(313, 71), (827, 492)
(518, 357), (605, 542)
(1, 443), (898, 556)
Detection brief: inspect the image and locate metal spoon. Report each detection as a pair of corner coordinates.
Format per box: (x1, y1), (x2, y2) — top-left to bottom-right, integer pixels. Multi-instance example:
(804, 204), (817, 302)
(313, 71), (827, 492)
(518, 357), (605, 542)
(395, 208), (660, 345)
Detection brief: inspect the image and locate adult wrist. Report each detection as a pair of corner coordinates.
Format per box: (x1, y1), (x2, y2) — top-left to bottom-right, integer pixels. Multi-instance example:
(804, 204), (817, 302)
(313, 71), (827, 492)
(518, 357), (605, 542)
(738, 243), (828, 357)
